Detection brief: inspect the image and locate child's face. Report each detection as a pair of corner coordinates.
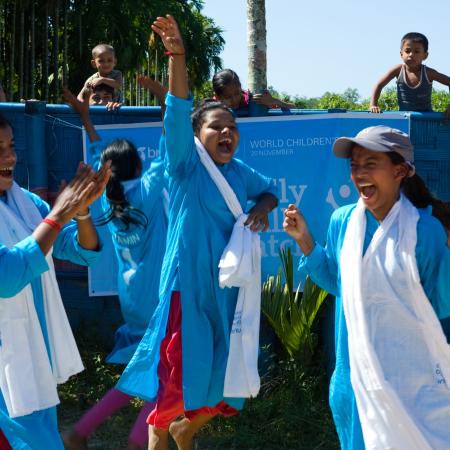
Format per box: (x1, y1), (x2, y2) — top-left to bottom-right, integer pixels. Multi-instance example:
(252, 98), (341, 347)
(400, 40), (428, 68)
(350, 145), (408, 221)
(216, 82), (244, 109)
(198, 108), (240, 165)
(91, 51), (116, 76)
(89, 90), (113, 105)
(0, 125), (16, 195)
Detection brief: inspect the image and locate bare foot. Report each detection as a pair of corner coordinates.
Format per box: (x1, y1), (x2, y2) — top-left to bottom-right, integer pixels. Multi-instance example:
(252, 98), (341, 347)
(168, 418), (193, 450)
(61, 429), (88, 450)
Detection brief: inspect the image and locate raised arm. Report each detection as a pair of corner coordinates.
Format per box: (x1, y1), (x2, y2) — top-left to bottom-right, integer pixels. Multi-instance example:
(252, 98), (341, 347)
(63, 88), (100, 142)
(151, 15), (197, 178)
(151, 15), (187, 99)
(138, 75), (168, 119)
(39, 161), (110, 254)
(370, 65), (401, 113)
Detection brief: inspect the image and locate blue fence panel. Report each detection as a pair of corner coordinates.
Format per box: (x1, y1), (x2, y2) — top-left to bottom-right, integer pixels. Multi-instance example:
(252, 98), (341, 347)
(410, 112), (450, 201)
(0, 102), (448, 343)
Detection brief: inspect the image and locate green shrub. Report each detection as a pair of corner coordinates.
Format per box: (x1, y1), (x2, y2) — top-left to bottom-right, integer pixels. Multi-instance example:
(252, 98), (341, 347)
(261, 248), (329, 362)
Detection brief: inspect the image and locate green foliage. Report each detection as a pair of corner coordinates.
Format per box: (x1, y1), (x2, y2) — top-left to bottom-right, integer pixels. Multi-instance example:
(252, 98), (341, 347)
(58, 331), (123, 408)
(199, 356), (339, 450)
(376, 86), (399, 111)
(261, 247), (329, 361)
(193, 80), (215, 104)
(432, 89), (450, 111)
(59, 331), (338, 449)
(317, 88), (362, 110)
(0, 0), (224, 103)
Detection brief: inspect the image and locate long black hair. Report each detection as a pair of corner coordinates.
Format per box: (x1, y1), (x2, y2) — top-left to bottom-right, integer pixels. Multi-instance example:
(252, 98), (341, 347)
(212, 69), (241, 96)
(387, 151), (450, 229)
(97, 139), (148, 230)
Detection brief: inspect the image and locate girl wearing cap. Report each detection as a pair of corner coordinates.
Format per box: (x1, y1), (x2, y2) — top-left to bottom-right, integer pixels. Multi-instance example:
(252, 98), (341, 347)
(284, 125), (450, 450)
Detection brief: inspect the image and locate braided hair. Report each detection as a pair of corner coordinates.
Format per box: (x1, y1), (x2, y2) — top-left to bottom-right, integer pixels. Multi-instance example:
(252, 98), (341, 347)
(97, 139), (148, 230)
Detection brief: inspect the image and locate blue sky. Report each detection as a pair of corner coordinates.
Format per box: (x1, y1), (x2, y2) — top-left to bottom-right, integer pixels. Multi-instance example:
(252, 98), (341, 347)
(202, 0), (450, 100)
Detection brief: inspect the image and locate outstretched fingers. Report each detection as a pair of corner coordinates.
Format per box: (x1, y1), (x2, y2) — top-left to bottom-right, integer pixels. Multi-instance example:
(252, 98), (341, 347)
(151, 15), (184, 54)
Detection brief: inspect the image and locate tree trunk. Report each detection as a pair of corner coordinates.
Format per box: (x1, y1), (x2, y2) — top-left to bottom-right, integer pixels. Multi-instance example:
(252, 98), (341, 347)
(53, 0), (60, 101)
(63, 0), (68, 86)
(246, 0), (267, 93)
(30, 1), (35, 98)
(8, 1), (16, 100)
(43, 2), (49, 101)
(18, 6), (25, 99)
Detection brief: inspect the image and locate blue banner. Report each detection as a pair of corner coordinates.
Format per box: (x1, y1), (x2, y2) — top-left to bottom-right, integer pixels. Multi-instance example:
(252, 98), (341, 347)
(84, 113), (408, 295)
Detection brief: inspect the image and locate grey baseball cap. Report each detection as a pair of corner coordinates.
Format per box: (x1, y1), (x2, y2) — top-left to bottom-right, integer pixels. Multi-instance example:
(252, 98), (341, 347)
(333, 125), (414, 162)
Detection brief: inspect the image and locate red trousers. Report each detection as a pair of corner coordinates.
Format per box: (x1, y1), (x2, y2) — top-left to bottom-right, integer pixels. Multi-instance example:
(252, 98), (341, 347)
(0, 430), (11, 450)
(147, 291), (237, 430)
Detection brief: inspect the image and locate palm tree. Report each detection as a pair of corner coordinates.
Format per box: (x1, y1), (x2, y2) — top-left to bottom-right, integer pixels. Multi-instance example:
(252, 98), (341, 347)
(247, 0), (267, 93)
(0, 0), (224, 103)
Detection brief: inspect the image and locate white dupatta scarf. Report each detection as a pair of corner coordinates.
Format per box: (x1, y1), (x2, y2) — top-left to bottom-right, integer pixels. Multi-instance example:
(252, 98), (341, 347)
(340, 194), (450, 449)
(194, 137), (261, 398)
(0, 183), (83, 418)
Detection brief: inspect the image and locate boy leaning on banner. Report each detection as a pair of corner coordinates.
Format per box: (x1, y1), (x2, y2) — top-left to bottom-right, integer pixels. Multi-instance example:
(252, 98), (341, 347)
(117, 14), (278, 450)
(284, 125), (450, 450)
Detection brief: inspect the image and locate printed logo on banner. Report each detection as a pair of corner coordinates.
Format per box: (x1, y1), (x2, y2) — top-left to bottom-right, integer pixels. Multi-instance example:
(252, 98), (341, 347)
(84, 114), (408, 296)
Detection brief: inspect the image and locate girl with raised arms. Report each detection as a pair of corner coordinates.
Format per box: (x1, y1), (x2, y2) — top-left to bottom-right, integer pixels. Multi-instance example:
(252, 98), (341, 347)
(118, 14), (278, 450)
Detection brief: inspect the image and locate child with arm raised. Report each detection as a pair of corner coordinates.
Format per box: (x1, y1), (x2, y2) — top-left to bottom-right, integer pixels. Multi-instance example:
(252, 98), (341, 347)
(62, 90), (168, 450)
(117, 15), (278, 450)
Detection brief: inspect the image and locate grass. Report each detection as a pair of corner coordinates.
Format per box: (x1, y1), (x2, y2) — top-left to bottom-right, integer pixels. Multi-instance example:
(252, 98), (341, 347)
(58, 331), (339, 450)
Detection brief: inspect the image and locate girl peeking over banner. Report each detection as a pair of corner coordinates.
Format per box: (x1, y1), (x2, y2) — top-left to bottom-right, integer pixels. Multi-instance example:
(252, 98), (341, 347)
(62, 89), (168, 450)
(284, 125), (450, 450)
(0, 113), (110, 450)
(116, 14), (278, 450)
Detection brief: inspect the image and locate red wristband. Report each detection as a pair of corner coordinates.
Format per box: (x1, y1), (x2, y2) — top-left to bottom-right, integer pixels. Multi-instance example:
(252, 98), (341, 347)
(164, 51), (185, 57)
(43, 218), (62, 232)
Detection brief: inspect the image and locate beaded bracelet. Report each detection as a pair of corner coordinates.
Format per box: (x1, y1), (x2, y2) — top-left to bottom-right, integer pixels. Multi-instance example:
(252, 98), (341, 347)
(75, 211), (91, 221)
(43, 218), (62, 232)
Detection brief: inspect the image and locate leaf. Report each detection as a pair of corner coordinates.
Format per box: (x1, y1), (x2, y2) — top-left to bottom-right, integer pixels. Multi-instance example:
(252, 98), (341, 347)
(261, 248), (329, 361)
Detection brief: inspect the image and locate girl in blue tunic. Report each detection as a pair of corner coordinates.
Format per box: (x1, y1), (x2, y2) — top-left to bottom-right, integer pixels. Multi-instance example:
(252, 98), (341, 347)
(284, 125), (450, 450)
(62, 92), (168, 450)
(118, 15), (278, 450)
(0, 114), (110, 450)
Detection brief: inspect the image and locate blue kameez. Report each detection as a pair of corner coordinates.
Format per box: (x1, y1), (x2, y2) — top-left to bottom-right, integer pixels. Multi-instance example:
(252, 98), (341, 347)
(299, 203), (450, 450)
(0, 190), (101, 450)
(98, 144), (168, 364)
(118, 93), (278, 411)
